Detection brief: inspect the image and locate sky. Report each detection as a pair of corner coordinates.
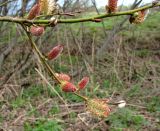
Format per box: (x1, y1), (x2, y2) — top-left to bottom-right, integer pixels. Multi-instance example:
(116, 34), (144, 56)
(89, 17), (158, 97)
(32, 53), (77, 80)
(96, 0), (153, 7)
(58, 0), (153, 7)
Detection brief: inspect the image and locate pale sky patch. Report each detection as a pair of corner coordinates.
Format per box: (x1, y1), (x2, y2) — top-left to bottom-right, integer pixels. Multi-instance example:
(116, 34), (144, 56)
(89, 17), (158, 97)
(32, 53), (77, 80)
(58, 0), (154, 7)
(96, 0), (153, 7)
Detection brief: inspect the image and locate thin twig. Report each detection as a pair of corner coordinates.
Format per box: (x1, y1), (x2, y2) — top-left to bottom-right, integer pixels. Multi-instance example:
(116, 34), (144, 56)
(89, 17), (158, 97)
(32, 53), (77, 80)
(12, 99), (52, 125)
(35, 68), (67, 105)
(21, 24), (62, 84)
(127, 103), (147, 109)
(0, 0), (15, 7)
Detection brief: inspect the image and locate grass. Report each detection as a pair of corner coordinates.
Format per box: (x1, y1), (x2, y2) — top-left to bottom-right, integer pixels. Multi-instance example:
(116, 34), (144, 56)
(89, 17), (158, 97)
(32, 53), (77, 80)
(68, 11), (160, 33)
(106, 108), (148, 130)
(11, 97), (27, 109)
(24, 120), (63, 131)
(135, 12), (160, 31)
(146, 96), (160, 112)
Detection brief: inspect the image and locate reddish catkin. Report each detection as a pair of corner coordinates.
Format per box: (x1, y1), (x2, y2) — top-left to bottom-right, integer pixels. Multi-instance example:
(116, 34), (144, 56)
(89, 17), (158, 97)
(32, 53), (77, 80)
(129, 9), (149, 24)
(108, 0), (118, 13)
(27, 3), (41, 20)
(61, 81), (77, 92)
(30, 26), (44, 36)
(86, 99), (111, 118)
(78, 77), (89, 90)
(47, 45), (63, 60)
(55, 73), (71, 81)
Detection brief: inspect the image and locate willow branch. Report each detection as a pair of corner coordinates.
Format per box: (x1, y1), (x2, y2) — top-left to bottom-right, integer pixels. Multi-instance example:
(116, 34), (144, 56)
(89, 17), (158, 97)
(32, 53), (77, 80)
(21, 24), (88, 101)
(21, 24), (62, 84)
(0, 3), (159, 26)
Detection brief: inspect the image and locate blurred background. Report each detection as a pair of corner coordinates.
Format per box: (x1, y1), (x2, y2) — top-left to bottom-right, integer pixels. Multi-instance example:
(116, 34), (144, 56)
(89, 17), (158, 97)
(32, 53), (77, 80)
(0, 0), (160, 130)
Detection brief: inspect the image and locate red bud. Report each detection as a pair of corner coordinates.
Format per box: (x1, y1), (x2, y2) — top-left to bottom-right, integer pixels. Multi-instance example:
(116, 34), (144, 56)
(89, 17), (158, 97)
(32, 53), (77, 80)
(108, 0), (118, 13)
(61, 81), (77, 92)
(27, 3), (40, 20)
(55, 73), (71, 81)
(47, 45), (63, 60)
(92, 19), (102, 22)
(78, 77), (89, 90)
(30, 26), (45, 36)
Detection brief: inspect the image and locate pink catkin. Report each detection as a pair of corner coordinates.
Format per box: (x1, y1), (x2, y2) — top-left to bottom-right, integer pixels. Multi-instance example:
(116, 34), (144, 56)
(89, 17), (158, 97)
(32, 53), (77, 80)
(47, 45), (63, 60)
(78, 77), (89, 90)
(130, 10), (148, 24)
(30, 26), (44, 36)
(86, 99), (111, 117)
(55, 73), (71, 81)
(61, 81), (77, 92)
(27, 3), (40, 20)
(108, 0), (118, 13)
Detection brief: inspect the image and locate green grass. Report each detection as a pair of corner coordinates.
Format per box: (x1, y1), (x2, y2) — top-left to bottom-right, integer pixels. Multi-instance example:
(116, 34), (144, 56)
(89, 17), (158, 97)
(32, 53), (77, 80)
(69, 16), (122, 31)
(106, 108), (148, 130)
(135, 12), (160, 32)
(48, 104), (60, 115)
(10, 85), (48, 109)
(146, 96), (160, 112)
(11, 96), (27, 109)
(22, 86), (44, 99)
(24, 120), (63, 131)
(134, 49), (152, 58)
(67, 11), (160, 39)
(0, 114), (4, 123)
(127, 84), (141, 97)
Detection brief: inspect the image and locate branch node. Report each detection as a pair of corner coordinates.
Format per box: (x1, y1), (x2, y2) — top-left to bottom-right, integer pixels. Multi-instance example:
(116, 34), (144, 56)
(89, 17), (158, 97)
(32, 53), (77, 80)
(49, 17), (58, 27)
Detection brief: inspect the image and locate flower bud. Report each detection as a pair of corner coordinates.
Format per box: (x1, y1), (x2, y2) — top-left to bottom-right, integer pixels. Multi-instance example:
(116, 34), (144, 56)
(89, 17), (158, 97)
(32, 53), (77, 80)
(55, 73), (71, 81)
(30, 26), (44, 36)
(92, 19), (102, 23)
(78, 77), (89, 90)
(60, 81), (77, 92)
(108, 0), (118, 13)
(27, 3), (40, 20)
(47, 45), (63, 60)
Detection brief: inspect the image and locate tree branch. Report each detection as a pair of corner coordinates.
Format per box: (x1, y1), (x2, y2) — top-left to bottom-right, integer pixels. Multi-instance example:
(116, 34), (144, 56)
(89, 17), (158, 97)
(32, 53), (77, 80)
(0, 3), (159, 25)
(21, 24), (62, 84)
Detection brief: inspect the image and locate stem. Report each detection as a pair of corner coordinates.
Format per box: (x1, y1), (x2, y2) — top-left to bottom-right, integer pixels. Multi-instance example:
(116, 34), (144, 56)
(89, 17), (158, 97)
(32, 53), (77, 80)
(21, 24), (88, 102)
(36, 12), (75, 19)
(0, 3), (159, 25)
(21, 24), (62, 84)
(73, 92), (88, 101)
